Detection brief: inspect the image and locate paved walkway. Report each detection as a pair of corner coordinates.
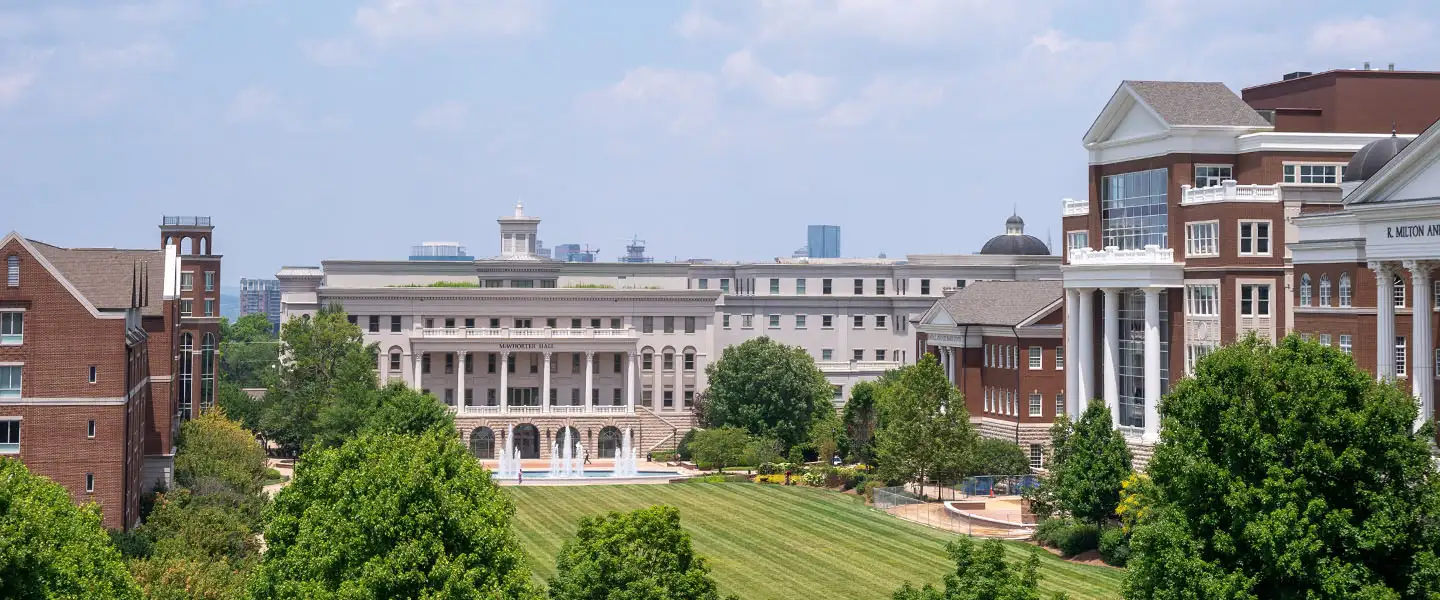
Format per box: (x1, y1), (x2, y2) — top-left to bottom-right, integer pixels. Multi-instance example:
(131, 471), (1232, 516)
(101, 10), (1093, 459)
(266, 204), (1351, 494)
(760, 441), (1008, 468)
(263, 458), (293, 498)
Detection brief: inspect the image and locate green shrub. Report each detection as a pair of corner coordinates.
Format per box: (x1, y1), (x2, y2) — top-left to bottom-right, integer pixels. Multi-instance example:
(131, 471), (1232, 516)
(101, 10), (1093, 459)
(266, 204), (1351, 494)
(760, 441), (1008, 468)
(652, 450), (676, 463)
(1098, 526), (1129, 567)
(862, 479), (886, 503)
(757, 462), (779, 475)
(675, 430), (697, 461)
(787, 447), (805, 465)
(1056, 523), (1101, 557)
(1034, 517), (1073, 548)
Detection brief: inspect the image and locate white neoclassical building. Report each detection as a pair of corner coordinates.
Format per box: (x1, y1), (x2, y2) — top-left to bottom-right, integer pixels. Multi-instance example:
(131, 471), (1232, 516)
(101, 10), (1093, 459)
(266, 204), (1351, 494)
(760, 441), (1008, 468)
(278, 204), (1060, 459)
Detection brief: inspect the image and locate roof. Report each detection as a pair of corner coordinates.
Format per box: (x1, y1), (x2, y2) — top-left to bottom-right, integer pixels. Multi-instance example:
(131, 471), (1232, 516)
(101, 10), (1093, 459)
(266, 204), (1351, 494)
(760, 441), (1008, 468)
(1346, 116), (1440, 205)
(1124, 81), (1273, 128)
(934, 280), (1062, 327)
(979, 234), (1051, 256)
(26, 240), (166, 316)
(1343, 135), (1411, 182)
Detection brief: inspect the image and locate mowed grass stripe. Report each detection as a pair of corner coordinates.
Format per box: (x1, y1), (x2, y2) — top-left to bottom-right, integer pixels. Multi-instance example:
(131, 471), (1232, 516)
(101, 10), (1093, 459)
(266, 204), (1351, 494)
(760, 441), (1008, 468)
(505, 483), (1123, 600)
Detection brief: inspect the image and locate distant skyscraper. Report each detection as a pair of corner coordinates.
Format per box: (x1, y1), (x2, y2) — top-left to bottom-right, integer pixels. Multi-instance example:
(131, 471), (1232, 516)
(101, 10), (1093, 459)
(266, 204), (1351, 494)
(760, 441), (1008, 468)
(619, 236), (653, 263)
(408, 241), (473, 261)
(552, 243), (596, 262)
(807, 225), (841, 258)
(240, 278), (282, 334)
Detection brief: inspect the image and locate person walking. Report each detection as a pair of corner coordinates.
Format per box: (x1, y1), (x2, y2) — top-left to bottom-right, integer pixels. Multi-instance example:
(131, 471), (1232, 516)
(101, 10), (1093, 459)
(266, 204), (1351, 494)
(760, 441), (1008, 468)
(517, 467), (523, 485)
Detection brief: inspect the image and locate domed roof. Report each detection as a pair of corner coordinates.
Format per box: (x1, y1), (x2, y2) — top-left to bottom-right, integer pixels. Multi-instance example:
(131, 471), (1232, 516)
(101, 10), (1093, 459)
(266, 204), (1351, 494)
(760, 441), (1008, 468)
(1343, 134), (1410, 182)
(980, 214), (1051, 256)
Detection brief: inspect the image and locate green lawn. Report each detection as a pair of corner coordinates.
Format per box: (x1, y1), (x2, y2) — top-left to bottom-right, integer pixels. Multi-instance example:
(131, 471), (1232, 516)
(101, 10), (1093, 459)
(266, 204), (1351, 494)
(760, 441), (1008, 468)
(506, 482), (1122, 600)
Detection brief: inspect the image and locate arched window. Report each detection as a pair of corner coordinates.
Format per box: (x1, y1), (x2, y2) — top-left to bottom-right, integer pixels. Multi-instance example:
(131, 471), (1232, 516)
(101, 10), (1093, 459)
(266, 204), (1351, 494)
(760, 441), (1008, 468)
(597, 426), (622, 458)
(1298, 274), (1311, 307)
(1339, 273), (1352, 307)
(1318, 275), (1331, 307)
(201, 333), (216, 413)
(179, 333), (194, 419)
(469, 427), (495, 459)
(1395, 274), (1407, 308)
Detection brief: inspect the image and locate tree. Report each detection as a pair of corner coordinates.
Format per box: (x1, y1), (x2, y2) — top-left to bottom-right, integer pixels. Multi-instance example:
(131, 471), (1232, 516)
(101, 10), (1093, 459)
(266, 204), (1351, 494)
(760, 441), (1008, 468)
(703, 337), (832, 450)
(216, 382), (264, 435)
(0, 458), (141, 599)
(249, 430), (537, 599)
(809, 409), (850, 464)
(688, 428), (752, 471)
(361, 382), (456, 438)
(893, 536), (1063, 600)
(1047, 402), (1131, 525)
(1125, 336), (1440, 600)
(548, 506), (730, 600)
(175, 410), (268, 500)
(967, 438), (1031, 477)
(843, 380), (882, 464)
(219, 313), (280, 389)
(259, 305), (377, 454)
(874, 355), (975, 486)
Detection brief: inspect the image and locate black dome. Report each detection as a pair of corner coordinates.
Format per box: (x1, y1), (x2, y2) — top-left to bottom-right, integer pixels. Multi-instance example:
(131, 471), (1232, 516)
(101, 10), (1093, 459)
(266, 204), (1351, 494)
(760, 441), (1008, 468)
(1343, 135), (1410, 182)
(980, 214), (1051, 255)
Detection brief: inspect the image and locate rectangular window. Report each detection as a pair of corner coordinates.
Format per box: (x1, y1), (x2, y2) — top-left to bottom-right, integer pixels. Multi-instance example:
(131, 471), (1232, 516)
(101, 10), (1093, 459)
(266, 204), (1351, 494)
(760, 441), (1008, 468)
(613, 354), (623, 373)
(1340, 334), (1352, 355)
(590, 318), (601, 329)
(876, 315), (887, 328)
(181, 299), (193, 317)
(853, 315), (864, 329)
(1186, 284), (1220, 316)
(663, 353), (675, 371)
(876, 279), (886, 295)
(1397, 336), (1408, 377)
(5, 256), (17, 287)
(698, 278), (708, 290)
(1055, 347), (1064, 370)
(641, 352), (653, 371)
(444, 353), (454, 375)
(795, 314), (807, 329)
(1101, 168), (1169, 250)
(720, 279), (730, 293)
(875, 349), (886, 361)
(368, 316), (380, 333)
(741, 314), (754, 329)
(1055, 392), (1065, 417)
(390, 316), (402, 332)
(663, 390), (674, 408)
(612, 318), (622, 329)
(642, 317), (654, 333)
(488, 318), (500, 328)
(1029, 346), (1042, 370)
(822, 315), (834, 329)
(796, 279), (807, 295)
(770, 278), (780, 294)
(664, 317), (675, 334)
(87, 366), (97, 384)
(684, 390), (695, 408)
(389, 352), (401, 372)
(1066, 231), (1089, 253)
(349, 315), (358, 325)
(0, 420), (17, 453)
(822, 349), (833, 361)
(822, 279), (833, 295)
(1241, 284), (1271, 316)
(421, 354), (431, 374)
(1194, 164), (1233, 188)
(1029, 444), (1044, 470)
(180, 272), (193, 292)
(853, 349), (865, 362)
(1238, 221), (1271, 256)
(722, 314), (731, 329)
(87, 420), (95, 439)
(444, 389), (454, 405)
(768, 314), (780, 329)
(572, 353), (581, 372)
(684, 316), (696, 333)
(570, 318), (582, 329)
(1317, 333), (1332, 346)
(920, 279), (931, 295)
(832, 385), (844, 401)
(984, 344), (990, 367)
(1395, 275), (1408, 308)
(854, 279), (864, 294)
(1283, 163), (1345, 184)
(0, 312), (22, 345)
(684, 353), (696, 371)
(1029, 392), (1042, 417)
(507, 354), (516, 373)
(1185, 221), (1219, 257)
(204, 271), (215, 292)
(85, 473), (94, 493)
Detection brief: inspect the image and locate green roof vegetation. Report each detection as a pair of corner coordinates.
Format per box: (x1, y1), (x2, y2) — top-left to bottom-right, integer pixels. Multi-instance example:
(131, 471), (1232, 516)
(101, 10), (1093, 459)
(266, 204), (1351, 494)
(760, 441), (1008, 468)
(387, 281), (480, 288)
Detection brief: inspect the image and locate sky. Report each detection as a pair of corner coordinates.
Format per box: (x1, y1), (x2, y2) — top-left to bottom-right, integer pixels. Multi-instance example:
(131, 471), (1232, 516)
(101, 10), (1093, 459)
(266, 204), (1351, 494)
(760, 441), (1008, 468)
(1, 0), (1436, 284)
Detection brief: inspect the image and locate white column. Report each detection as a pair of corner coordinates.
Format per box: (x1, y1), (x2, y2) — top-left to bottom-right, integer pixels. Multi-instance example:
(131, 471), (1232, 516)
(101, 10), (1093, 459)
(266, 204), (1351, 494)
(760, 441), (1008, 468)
(1143, 289), (1161, 442)
(456, 350), (467, 409)
(1408, 261), (1434, 429)
(1102, 288), (1121, 429)
(1076, 289), (1094, 411)
(584, 351), (595, 411)
(499, 351), (510, 411)
(1373, 262), (1397, 381)
(627, 352), (637, 413)
(939, 347), (950, 384)
(652, 354), (663, 411)
(1064, 289), (1079, 418)
(542, 351), (552, 413)
(412, 351), (423, 391)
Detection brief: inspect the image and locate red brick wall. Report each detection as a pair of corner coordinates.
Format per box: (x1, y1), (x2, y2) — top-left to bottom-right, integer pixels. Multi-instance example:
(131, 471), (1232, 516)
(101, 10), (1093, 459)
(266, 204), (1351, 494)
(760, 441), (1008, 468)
(1243, 71), (1440, 134)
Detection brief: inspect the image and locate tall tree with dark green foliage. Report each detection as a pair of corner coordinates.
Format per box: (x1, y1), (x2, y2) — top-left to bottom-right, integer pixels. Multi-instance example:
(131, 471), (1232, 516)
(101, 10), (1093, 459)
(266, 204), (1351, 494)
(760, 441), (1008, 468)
(249, 430), (537, 599)
(874, 355), (975, 486)
(219, 313), (280, 389)
(893, 536), (1064, 600)
(548, 505), (732, 600)
(1125, 336), (1440, 600)
(0, 458), (141, 599)
(843, 380), (882, 464)
(967, 438), (1031, 477)
(703, 337), (832, 450)
(259, 305), (378, 454)
(1047, 402), (1131, 525)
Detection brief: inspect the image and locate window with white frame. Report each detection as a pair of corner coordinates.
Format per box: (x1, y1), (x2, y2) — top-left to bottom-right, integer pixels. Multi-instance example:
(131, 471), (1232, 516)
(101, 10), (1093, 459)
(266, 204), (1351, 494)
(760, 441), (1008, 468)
(796, 279), (807, 294)
(795, 314), (807, 329)
(0, 419), (16, 453)
(204, 271), (215, 292)
(853, 315), (864, 329)
(821, 348), (833, 361)
(984, 344), (990, 367)
(1055, 392), (1065, 417)
(1185, 221), (1219, 258)
(1397, 336), (1408, 377)
(0, 312), (21, 345)
(1029, 444), (1044, 470)
(1395, 275), (1407, 308)
(1186, 343), (1217, 374)
(180, 272), (193, 292)
(180, 299), (193, 317)
(1238, 220), (1271, 256)
(1435, 348), (1440, 379)
(1241, 284), (1271, 316)
(1299, 274), (1312, 307)
(741, 314), (754, 329)
(1066, 231), (1090, 252)
(0, 365), (18, 398)
(1339, 334), (1352, 355)
(1435, 280), (1440, 309)
(1029, 392), (1042, 417)
(822, 315), (834, 329)
(1283, 163), (1345, 184)
(1194, 164), (1233, 188)
(1029, 347), (1042, 370)
(1318, 275), (1331, 307)
(5, 256), (16, 287)
(770, 278), (780, 294)
(722, 314), (730, 329)
(1186, 284), (1220, 316)
(85, 473), (94, 493)
(984, 388), (991, 413)
(1319, 333), (1331, 346)
(768, 314), (780, 329)
(1055, 347), (1064, 370)
(875, 349), (887, 361)
(875, 315), (887, 328)
(1340, 273), (1353, 307)
(853, 349), (864, 362)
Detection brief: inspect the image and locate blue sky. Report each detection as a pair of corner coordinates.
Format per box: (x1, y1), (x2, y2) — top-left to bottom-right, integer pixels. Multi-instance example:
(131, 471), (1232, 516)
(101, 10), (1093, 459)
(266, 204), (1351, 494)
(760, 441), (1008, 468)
(1, 0), (1434, 283)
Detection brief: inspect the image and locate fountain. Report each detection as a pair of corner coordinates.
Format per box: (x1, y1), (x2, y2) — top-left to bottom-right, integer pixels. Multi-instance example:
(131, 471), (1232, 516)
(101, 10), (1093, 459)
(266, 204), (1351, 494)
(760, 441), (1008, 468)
(496, 424), (520, 480)
(612, 428), (638, 477)
(548, 426), (584, 478)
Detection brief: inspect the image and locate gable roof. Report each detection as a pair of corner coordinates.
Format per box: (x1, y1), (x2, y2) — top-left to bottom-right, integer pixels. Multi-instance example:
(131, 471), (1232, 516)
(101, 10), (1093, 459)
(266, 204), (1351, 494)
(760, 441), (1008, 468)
(932, 280), (1062, 327)
(1346, 116), (1440, 205)
(1084, 80), (1273, 145)
(24, 239), (166, 317)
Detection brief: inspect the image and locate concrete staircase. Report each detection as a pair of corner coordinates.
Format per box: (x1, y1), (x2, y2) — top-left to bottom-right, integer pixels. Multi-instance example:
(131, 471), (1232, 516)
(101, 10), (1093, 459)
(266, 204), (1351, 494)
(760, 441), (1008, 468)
(635, 407), (698, 455)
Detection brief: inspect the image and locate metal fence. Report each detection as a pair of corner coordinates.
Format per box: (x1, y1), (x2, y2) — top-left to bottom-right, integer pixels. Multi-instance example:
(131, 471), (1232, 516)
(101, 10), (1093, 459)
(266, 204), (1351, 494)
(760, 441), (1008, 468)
(870, 476), (1040, 539)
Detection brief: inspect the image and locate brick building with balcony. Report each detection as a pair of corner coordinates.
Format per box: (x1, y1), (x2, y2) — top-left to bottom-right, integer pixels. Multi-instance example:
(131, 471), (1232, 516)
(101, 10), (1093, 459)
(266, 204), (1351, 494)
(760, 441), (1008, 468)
(1059, 68), (1440, 461)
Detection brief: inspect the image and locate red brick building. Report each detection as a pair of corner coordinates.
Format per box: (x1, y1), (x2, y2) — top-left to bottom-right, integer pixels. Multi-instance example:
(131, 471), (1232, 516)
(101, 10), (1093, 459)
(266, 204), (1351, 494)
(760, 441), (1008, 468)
(0, 216), (213, 529)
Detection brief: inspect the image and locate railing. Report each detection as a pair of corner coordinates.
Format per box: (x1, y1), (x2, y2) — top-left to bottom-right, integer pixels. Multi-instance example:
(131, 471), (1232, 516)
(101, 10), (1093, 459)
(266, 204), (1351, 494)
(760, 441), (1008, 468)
(1180, 180), (1281, 205)
(816, 360), (905, 372)
(1068, 245), (1174, 266)
(550, 405), (587, 414)
(162, 216), (211, 227)
(591, 405), (629, 413)
(457, 404), (636, 416)
(416, 327), (639, 340)
(1061, 197), (1088, 216)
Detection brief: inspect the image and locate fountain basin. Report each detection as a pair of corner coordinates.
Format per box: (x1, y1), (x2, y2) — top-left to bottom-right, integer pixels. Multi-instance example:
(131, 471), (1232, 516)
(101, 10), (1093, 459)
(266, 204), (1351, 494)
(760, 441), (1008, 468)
(494, 469), (684, 485)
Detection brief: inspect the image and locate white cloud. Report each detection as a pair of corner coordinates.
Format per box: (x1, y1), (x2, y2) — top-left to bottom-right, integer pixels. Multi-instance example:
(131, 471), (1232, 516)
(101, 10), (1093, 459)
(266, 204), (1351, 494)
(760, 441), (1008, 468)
(414, 101), (468, 131)
(354, 0), (545, 43)
(1308, 15), (1433, 59)
(675, 7), (732, 40)
(682, 0), (1051, 47)
(0, 71), (36, 109)
(79, 39), (172, 71)
(823, 75), (944, 127)
(302, 38), (363, 67)
(720, 50), (831, 109)
(575, 67), (719, 135)
(225, 86), (279, 123)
